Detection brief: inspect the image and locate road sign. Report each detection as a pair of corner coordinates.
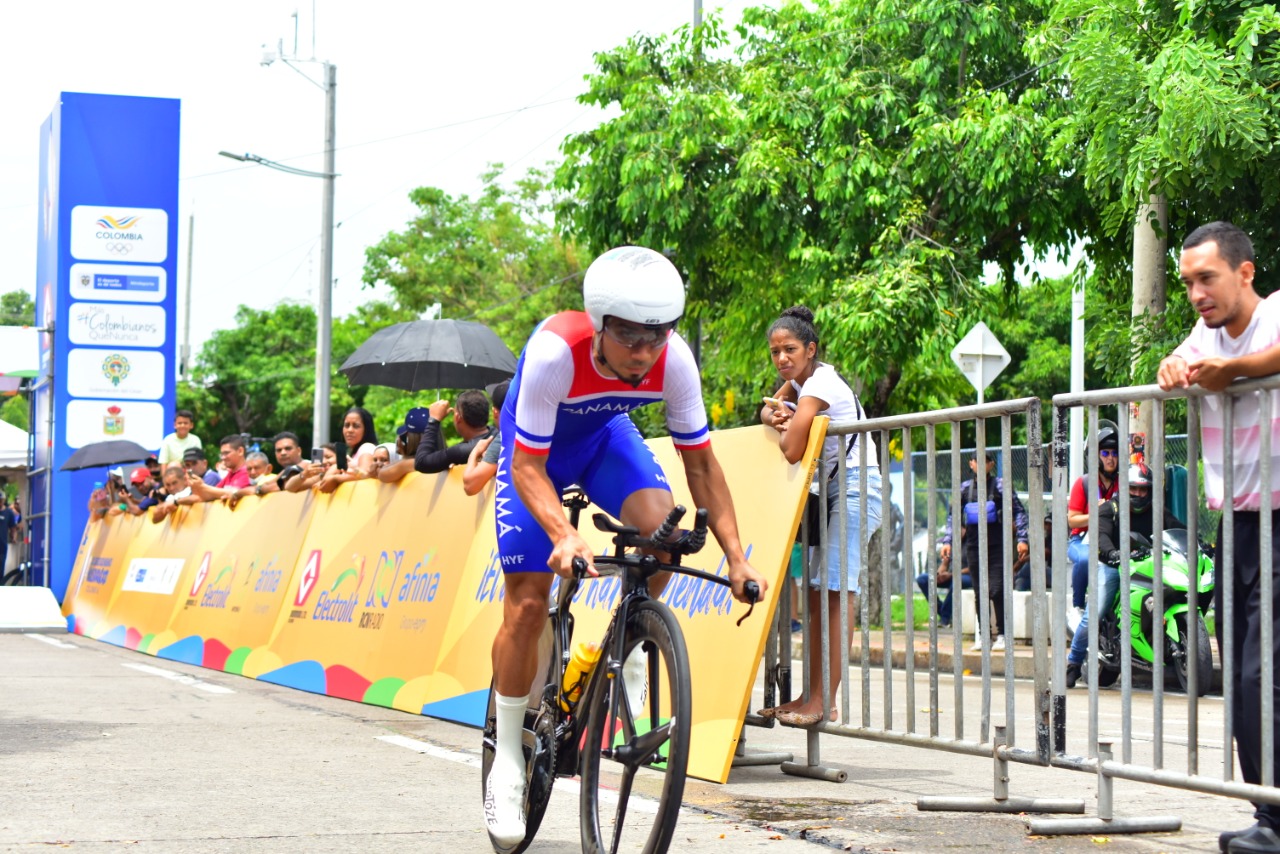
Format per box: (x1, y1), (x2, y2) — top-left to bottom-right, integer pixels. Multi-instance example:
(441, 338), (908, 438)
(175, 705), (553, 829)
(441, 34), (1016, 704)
(950, 321), (1011, 404)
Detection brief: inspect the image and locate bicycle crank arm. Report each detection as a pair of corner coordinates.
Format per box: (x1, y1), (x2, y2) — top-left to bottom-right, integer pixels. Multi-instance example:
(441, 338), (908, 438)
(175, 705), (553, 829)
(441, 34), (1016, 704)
(610, 719), (675, 767)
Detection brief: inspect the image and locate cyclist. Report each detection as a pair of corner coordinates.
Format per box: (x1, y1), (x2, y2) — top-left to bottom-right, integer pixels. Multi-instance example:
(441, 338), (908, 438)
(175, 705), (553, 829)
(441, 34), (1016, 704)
(1066, 424), (1122, 631)
(484, 246), (768, 847)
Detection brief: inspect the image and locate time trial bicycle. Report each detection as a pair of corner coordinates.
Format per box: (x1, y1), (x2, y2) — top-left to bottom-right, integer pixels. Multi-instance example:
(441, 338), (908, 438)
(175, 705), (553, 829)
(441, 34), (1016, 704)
(481, 489), (760, 854)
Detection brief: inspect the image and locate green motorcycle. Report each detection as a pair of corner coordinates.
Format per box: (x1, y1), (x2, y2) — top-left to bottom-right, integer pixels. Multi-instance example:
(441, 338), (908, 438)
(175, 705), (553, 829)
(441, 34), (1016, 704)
(1093, 528), (1216, 697)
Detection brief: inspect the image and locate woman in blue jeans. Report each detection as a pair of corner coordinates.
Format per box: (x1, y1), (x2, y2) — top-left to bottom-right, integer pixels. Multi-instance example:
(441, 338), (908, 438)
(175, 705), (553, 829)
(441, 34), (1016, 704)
(756, 306), (882, 727)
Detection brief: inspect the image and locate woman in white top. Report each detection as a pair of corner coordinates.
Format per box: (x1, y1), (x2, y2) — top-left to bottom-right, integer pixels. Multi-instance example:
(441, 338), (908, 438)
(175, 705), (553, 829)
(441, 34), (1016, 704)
(318, 406), (380, 493)
(757, 305), (883, 727)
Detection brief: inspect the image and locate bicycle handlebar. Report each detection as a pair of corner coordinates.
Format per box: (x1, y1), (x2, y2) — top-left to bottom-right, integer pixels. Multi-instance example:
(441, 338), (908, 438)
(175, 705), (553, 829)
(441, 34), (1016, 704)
(568, 556), (760, 608)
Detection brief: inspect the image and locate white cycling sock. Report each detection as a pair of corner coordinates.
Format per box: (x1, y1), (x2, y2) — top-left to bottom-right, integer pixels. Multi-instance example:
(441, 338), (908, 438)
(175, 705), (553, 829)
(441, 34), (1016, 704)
(485, 692), (527, 847)
(622, 645), (649, 722)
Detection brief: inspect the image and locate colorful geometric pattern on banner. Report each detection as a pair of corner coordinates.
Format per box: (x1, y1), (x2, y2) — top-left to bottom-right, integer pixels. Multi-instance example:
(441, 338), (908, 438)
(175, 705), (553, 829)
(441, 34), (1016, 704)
(61, 423), (822, 783)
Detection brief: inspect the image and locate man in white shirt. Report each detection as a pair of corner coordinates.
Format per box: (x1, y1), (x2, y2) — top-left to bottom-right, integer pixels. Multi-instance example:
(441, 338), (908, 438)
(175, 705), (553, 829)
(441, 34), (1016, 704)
(1157, 221), (1280, 854)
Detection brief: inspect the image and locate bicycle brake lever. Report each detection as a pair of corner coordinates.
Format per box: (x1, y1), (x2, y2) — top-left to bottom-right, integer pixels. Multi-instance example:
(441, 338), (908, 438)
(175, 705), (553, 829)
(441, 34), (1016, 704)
(735, 580), (761, 627)
(571, 557), (592, 578)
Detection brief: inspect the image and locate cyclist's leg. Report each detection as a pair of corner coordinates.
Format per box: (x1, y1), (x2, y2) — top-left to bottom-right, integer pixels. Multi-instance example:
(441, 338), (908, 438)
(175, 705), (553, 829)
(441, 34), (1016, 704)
(580, 415), (675, 596)
(579, 416), (676, 721)
(486, 447), (558, 848)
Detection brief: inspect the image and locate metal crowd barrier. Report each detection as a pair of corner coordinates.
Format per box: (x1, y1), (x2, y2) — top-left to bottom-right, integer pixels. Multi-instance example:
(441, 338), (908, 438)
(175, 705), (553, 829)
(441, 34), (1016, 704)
(743, 381), (1280, 838)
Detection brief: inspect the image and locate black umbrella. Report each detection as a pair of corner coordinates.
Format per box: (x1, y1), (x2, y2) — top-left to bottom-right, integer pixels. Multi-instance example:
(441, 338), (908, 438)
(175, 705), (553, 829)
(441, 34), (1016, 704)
(60, 440), (152, 472)
(339, 319), (518, 391)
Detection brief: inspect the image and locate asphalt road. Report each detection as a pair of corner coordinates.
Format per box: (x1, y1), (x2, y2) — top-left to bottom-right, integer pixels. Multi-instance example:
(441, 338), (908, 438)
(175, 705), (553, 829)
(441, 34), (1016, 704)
(0, 631), (1252, 853)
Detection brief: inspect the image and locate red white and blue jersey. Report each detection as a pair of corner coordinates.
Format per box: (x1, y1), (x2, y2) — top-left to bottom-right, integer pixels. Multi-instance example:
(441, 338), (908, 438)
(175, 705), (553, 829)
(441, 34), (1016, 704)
(503, 311), (710, 455)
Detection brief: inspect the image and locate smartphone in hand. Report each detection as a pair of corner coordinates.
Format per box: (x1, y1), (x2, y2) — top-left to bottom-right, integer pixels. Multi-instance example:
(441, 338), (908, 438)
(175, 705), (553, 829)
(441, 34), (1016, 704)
(763, 396), (797, 411)
(334, 442), (348, 472)
(310, 448), (324, 465)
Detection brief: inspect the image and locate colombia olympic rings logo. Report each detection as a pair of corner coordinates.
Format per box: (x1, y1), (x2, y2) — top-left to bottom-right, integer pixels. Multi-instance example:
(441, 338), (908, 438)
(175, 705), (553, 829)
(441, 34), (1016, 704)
(104, 243), (132, 255)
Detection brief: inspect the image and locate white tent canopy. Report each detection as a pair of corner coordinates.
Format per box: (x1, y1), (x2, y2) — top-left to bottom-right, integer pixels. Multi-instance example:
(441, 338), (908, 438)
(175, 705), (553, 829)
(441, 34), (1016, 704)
(0, 419), (26, 469)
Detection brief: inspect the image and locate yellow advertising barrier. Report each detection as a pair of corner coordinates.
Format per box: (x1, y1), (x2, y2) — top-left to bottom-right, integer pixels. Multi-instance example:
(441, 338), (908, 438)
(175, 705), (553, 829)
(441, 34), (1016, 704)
(62, 422), (821, 783)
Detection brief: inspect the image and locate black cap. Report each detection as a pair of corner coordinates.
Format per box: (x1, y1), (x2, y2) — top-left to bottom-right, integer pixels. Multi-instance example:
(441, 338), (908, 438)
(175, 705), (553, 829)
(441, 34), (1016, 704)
(182, 447), (205, 462)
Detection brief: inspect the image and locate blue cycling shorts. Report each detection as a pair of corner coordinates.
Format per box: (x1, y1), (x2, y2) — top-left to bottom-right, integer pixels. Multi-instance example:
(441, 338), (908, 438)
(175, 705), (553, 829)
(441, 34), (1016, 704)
(494, 414), (672, 574)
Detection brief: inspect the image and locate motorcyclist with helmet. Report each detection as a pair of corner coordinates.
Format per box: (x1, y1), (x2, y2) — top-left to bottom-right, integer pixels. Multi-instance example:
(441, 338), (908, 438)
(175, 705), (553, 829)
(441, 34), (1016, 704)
(1066, 424), (1123, 633)
(1065, 462), (1165, 687)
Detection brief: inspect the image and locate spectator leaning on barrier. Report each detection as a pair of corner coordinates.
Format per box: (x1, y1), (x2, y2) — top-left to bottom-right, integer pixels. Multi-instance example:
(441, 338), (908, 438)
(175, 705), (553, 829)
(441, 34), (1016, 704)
(151, 465), (199, 523)
(378, 409), (428, 483)
(189, 435), (252, 501)
(938, 452), (1029, 651)
(756, 305), (878, 727)
(1066, 424), (1122, 632)
(158, 409), (202, 467)
(415, 389), (495, 475)
(183, 446), (220, 486)
(287, 444), (337, 493)
(227, 452), (274, 506)
(463, 379), (509, 496)
(129, 467), (162, 513)
(261, 432), (305, 495)
(1157, 221), (1280, 854)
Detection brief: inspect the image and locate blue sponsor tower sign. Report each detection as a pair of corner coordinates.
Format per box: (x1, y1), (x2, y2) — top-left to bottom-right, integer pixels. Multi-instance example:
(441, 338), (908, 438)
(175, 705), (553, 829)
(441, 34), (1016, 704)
(30, 93), (180, 601)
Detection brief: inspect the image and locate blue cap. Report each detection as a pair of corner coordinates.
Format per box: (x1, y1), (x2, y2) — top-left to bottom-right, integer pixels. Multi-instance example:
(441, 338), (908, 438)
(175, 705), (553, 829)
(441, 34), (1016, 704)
(403, 407), (431, 434)
(395, 424), (408, 438)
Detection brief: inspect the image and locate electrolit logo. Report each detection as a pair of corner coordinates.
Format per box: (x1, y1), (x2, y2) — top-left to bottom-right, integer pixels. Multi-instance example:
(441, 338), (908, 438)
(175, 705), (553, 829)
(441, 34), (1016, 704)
(313, 557), (364, 623)
(200, 563), (237, 609)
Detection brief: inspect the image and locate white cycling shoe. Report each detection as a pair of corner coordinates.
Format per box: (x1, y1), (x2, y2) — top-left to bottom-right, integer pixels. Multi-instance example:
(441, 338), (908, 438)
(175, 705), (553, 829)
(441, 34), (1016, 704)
(484, 763), (526, 850)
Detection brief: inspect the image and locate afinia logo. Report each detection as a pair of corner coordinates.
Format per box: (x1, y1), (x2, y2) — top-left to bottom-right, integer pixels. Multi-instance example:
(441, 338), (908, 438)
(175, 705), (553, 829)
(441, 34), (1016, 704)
(96, 215), (140, 230)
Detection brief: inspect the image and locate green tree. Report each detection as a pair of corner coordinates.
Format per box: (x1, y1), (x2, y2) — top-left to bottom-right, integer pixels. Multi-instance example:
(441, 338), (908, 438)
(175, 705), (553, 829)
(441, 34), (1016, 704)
(363, 166), (586, 354)
(0, 290), (34, 326)
(557, 2), (1090, 417)
(1038, 0), (1280, 385)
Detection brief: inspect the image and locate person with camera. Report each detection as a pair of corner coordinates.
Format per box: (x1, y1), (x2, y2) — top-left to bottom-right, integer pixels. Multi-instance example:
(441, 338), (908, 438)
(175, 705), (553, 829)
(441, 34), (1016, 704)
(378, 409), (429, 483)
(415, 390), (495, 475)
(255, 432), (306, 495)
(188, 435), (252, 501)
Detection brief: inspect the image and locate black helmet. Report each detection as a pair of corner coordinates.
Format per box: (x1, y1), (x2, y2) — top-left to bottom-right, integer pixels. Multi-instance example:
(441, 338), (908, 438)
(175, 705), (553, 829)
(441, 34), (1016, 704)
(1097, 425), (1119, 452)
(1129, 462), (1153, 511)
(1083, 422), (1122, 474)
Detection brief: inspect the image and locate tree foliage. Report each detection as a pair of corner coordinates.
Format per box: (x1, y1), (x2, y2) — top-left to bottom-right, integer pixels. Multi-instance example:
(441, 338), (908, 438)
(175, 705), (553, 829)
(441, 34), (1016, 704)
(557, 1), (1090, 417)
(1038, 0), (1280, 386)
(363, 167), (586, 354)
(179, 299), (418, 448)
(0, 290), (34, 327)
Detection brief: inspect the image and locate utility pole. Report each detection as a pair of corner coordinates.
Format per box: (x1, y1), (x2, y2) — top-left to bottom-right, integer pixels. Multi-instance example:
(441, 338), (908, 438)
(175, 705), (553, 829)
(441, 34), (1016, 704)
(314, 62), (337, 445)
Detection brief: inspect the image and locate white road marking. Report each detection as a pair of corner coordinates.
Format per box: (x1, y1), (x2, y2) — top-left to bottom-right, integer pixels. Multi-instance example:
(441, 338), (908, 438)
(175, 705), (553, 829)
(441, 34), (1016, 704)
(121, 661), (235, 694)
(376, 733), (659, 813)
(27, 633), (76, 648)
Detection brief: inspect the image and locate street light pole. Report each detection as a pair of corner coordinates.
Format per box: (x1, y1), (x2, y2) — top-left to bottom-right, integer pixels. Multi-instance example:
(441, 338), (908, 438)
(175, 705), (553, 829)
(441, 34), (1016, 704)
(220, 50), (338, 445)
(315, 61), (337, 446)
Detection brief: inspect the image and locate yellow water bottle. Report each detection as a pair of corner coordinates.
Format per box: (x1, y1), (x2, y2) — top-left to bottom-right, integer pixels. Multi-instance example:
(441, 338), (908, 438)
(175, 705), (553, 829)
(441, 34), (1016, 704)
(560, 642), (601, 712)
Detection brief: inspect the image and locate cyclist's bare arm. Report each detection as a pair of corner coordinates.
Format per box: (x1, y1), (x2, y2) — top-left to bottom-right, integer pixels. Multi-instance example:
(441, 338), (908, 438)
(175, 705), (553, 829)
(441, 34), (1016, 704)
(678, 444), (768, 602)
(510, 447), (597, 577)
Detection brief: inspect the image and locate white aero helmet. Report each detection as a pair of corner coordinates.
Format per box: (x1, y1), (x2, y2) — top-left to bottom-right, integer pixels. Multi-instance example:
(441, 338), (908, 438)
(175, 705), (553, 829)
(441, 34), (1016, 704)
(582, 246), (685, 332)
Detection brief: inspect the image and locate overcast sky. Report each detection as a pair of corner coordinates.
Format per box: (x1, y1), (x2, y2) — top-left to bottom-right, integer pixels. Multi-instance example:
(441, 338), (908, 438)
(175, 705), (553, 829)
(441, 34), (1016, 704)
(0, 0), (756, 357)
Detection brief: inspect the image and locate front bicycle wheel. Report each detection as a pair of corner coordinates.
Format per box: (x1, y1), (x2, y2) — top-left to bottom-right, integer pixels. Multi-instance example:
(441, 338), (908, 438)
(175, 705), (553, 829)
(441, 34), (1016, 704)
(579, 600), (691, 854)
